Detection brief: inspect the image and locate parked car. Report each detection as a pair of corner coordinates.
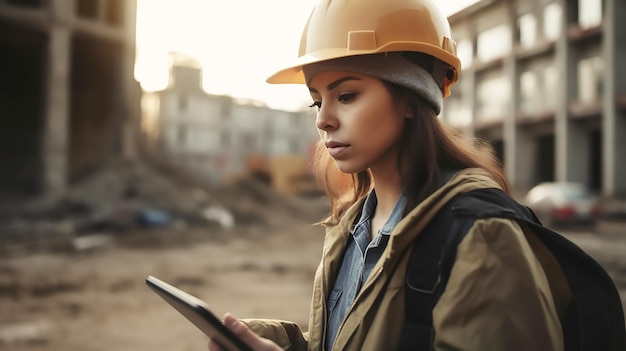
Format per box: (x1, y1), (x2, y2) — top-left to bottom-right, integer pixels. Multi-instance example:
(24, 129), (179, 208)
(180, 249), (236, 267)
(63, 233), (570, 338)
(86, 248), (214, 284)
(523, 182), (602, 227)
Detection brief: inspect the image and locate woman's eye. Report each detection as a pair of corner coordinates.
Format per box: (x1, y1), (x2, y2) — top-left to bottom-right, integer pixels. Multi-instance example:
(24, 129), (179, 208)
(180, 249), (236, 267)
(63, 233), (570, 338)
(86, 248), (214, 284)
(309, 101), (322, 110)
(338, 93), (357, 103)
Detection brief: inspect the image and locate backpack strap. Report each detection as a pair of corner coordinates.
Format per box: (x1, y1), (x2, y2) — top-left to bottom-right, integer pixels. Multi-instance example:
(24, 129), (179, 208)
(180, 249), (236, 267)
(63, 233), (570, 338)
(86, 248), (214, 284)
(401, 188), (626, 351)
(399, 193), (479, 350)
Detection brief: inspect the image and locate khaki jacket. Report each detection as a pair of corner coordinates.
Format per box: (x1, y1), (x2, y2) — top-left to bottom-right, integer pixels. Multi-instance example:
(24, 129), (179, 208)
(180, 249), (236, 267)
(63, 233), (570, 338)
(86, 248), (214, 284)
(245, 168), (567, 351)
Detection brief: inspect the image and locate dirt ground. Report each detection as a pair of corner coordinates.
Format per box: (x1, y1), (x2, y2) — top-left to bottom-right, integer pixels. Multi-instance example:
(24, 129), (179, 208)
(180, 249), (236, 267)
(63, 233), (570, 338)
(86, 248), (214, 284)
(1, 160), (625, 351)
(0, 215), (326, 351)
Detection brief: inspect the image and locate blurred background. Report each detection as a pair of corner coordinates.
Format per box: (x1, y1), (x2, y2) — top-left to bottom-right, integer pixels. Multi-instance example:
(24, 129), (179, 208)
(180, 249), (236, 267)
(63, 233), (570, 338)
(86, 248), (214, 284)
(0, 0), (624, 350)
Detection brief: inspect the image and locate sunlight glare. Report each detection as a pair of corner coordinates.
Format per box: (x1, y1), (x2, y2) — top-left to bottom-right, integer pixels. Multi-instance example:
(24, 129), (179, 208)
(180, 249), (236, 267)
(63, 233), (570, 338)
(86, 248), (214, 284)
(135, 0), (481, 111)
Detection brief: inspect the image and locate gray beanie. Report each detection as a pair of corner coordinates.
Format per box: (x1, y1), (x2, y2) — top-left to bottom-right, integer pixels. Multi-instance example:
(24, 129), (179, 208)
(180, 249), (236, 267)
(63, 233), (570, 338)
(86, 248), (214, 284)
(302, 53), (444, 114)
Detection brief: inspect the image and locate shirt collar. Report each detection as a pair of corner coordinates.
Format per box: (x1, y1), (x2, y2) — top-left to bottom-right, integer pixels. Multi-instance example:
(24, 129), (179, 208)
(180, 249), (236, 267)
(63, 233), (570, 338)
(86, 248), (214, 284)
(352, 189), (407, 236)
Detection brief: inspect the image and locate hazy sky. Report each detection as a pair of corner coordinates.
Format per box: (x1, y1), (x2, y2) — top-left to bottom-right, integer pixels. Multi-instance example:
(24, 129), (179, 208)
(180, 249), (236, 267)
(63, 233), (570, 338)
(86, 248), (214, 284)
(135, 0), (479, 111)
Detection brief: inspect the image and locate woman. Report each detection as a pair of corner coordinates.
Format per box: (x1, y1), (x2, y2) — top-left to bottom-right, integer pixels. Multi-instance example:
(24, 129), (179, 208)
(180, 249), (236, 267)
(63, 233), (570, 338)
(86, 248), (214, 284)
(209, 0), (565, 350)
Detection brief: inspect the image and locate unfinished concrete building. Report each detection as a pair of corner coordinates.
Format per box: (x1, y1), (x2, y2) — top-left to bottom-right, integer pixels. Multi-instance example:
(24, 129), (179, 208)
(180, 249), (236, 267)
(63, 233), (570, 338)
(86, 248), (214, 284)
(441, 0), (626, 200)
(141, 54), (320, 188)
(0, 0), (140, 204)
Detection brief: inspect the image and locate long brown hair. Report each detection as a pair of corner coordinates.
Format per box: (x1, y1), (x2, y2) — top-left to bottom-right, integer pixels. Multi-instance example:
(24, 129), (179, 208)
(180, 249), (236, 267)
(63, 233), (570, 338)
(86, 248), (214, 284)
(313, 82), (510, 223)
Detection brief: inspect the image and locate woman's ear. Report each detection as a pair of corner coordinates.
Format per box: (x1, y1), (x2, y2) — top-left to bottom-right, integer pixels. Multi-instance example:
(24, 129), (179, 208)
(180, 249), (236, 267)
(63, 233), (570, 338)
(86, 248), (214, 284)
(403, 103), (414, 119)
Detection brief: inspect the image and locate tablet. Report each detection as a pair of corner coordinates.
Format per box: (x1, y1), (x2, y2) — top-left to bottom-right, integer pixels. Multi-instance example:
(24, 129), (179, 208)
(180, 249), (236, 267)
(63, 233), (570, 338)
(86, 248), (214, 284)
(145, 275), (253, 351)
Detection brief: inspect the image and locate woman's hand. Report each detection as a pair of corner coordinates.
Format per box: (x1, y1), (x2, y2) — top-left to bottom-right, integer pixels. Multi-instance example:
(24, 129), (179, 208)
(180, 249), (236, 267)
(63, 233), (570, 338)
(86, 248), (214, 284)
(207, 314), (283, 351)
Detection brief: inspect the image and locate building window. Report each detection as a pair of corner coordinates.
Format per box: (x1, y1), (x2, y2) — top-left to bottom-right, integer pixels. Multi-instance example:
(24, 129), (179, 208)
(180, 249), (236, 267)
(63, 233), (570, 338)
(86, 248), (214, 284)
(477, 24), (511, 62)
(477, 74), (510, 121)
(76, 0), (99, 20)
(105, 0), (124, 25)
(543, 3), (562, 41)
(578, 0), (602, 29)
(520, 70), (540, 114)
(178, 95), (188, 111)
(578, 56), (603, 102)
(543, 65), (558, 109)
(520, 64), (559, 114)
(456, 39), (474, 68)
(443, 96), (473, 128)
(518, 13), (537, 48)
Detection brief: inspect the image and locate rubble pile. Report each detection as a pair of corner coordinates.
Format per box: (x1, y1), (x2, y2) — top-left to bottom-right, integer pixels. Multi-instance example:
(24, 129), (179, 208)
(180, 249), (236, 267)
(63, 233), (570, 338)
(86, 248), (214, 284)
(0, 158), (328, 256)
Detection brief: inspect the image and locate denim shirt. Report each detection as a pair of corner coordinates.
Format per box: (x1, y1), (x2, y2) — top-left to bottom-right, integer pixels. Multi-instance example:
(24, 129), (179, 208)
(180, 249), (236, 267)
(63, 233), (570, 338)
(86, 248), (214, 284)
(325, 190), (407, 351)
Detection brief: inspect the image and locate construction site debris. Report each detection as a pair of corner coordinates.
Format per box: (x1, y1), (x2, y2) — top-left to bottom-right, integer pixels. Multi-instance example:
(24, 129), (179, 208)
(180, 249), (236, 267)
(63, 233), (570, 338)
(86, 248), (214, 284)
(0, 158), (329, 257)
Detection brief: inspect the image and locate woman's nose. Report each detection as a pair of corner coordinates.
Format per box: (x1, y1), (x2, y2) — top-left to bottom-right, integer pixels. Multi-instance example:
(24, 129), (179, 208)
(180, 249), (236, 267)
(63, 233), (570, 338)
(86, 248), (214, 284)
(315, 105), (338, 131)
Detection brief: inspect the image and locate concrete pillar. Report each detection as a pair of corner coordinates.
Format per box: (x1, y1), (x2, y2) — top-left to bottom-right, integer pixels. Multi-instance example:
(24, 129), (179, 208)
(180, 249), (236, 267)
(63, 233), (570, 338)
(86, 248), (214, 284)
(602, 0), (626, 197)
(463, 66), (476, 139)
(120, 0), (139, 160)
(532, 0), (544, 44)
(458, 21), (477, 142)
(42, 25), (71, 197)
(554, 0), (579, 184)
(111, 48), (125, 156)
(502, 53), (521, 190)
(502, 1), (532, 194)
(506, 127), (536, 193)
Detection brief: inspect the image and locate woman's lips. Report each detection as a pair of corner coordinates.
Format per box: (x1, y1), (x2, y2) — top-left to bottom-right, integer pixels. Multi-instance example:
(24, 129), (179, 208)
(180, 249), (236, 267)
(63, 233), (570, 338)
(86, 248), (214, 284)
(325, 141), (350, 158)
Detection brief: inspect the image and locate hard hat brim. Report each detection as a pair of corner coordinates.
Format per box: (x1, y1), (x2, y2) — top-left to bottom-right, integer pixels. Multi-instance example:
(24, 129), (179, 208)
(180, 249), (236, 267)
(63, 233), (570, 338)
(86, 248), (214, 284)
(266, 43), (461, 85)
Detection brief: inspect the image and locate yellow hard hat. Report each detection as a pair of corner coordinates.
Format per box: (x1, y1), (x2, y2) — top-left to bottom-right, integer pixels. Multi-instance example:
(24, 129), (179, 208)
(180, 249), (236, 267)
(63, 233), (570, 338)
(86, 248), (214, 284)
(266, 0), (461, 97)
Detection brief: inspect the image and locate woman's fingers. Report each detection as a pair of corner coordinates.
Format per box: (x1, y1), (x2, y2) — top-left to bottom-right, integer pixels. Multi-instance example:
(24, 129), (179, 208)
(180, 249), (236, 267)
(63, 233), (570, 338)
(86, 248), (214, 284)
(220, 314), (283, 351)
(207, 339), (225, 351)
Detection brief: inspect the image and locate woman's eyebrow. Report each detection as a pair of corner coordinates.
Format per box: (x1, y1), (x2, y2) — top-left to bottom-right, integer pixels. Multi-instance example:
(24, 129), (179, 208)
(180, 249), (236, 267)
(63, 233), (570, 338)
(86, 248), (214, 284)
(308, 76), (362, 93)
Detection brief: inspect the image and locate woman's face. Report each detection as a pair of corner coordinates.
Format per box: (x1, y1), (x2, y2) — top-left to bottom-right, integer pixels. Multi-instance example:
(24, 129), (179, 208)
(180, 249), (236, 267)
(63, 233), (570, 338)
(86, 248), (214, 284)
(308, 70), (410, 175)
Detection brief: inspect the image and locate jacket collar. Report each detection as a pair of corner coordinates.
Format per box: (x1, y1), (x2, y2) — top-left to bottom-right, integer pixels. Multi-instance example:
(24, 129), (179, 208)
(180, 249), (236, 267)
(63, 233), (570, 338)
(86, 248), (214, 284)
(321, 168), (503, 350)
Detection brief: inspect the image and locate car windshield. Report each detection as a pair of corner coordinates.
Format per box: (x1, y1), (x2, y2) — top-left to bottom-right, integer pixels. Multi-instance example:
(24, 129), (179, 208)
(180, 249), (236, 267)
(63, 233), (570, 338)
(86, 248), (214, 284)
(563, 186), (593, 200)
(526, 183), (594, 203)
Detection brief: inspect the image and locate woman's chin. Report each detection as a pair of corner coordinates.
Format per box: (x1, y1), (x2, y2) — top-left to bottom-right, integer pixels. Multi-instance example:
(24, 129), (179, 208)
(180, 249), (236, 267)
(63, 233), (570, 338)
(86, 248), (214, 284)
(333, 161), (366, 175)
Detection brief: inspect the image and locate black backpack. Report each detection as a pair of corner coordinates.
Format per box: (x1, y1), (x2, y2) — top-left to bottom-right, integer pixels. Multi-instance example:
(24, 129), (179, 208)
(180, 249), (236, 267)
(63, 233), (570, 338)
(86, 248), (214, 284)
(400, 188), (626, 350)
